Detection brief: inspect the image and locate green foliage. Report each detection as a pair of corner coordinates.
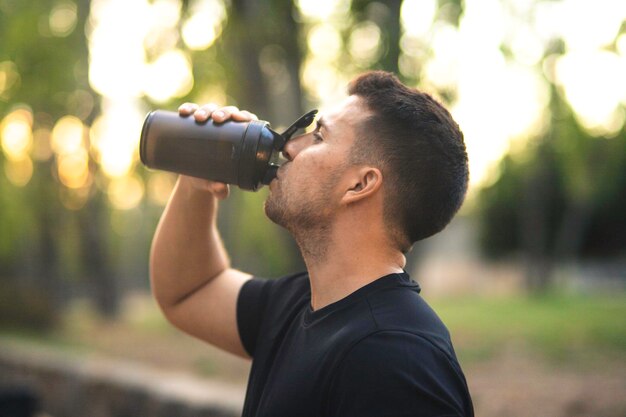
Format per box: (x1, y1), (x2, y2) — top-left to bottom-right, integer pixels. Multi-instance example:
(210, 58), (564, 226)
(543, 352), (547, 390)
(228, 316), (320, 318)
(477, 91), (626, 260)
(0, 0), (90, 117)
(431, 293), (626, 364)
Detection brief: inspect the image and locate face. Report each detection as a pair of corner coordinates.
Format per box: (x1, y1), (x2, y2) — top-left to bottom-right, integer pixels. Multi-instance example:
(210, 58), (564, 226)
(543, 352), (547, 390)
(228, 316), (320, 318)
(265, 95), (370, 233)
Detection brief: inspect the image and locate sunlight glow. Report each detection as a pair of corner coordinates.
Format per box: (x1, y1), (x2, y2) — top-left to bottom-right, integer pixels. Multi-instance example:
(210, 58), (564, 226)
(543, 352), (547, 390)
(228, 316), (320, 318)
(452, 59), (550, 187)
(555, 50), (626, 136)
(51, 116), (85, 156)
(1, 109), (34, 185)
(308, 24), (342, 62)
(423, 24), (460, 89)
(144, 49), (194, 103)
(79, 0), (626, 198)
(182, 0), (226, 50)
(51, 116), (91, 189)
(301, 57), (349, 107)
(1, 109), (33, 161)
(296, 0), (347, 21)
(88, 0), (150, 99)
(149, 0), (181, 29)
(535, 0), (626, 51)
(401, 0), (437, 38)
(412, 0), (626, 188)
(508, 25), (544, 66)
(89, 101), (144, 179)
(436, 0), (551, 188)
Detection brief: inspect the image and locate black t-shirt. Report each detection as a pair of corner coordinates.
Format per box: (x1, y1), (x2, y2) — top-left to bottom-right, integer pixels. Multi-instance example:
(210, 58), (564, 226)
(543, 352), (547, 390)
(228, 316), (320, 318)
(236, 271), (474, 417)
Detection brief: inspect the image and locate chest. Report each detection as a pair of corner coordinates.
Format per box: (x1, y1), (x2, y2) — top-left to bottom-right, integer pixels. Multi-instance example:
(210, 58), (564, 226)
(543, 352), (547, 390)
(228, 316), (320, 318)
(243, 314), (355, 417)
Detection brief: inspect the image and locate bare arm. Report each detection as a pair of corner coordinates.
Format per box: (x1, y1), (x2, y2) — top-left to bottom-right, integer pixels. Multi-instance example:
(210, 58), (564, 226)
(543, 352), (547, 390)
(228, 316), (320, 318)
(150, 103), (258, 359)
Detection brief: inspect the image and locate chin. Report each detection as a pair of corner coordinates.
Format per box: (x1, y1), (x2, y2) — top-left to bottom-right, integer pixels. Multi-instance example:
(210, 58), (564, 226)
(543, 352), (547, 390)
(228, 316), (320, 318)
(264, 199), (286, 229)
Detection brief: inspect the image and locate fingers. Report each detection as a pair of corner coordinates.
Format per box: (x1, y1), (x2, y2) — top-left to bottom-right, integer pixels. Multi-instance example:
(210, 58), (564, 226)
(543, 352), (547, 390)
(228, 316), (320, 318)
(179, 175), (230, 199)
(211, 106), (258, 123)
(229, 110), (259, 122)
(209, 182), (230, 200)
(193, 103), (219, 122)
(178, 102), (199, 116)
(179, 102), (259, 123)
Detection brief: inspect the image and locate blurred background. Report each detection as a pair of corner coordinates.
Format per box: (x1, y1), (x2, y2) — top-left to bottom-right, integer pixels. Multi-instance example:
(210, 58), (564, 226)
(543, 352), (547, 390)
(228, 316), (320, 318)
(1, 0), (625, 416)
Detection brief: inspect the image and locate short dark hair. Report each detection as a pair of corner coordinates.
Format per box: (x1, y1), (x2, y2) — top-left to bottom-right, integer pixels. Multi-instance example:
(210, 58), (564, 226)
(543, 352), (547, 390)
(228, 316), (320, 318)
(348, 71), (468, 251)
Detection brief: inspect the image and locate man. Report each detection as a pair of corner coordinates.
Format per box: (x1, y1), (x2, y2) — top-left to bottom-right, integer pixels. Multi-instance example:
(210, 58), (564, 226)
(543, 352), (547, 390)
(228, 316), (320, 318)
(150, 71), (473, 416)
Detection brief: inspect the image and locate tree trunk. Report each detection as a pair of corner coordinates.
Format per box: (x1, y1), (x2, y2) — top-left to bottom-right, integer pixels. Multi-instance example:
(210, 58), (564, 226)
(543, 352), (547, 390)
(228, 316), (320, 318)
(79, 195), (119, 318)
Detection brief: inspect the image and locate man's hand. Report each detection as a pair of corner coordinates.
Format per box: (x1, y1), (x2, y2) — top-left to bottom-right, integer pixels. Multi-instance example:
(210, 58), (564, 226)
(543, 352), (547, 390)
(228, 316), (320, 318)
(175, 103), (259, 199)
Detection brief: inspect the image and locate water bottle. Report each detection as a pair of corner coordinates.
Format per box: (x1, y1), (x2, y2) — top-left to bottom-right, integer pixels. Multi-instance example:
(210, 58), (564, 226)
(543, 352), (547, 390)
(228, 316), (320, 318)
(140, 109), (317, 191)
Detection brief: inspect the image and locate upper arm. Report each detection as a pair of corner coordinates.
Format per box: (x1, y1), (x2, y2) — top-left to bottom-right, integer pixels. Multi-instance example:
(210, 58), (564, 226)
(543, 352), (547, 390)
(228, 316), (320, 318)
(162, 268), (252, 359)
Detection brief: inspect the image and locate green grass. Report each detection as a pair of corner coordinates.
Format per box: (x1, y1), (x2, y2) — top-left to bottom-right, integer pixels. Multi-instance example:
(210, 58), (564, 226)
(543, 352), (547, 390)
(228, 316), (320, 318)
(429, 293), (626, 364)
(2, 292), (625, 372)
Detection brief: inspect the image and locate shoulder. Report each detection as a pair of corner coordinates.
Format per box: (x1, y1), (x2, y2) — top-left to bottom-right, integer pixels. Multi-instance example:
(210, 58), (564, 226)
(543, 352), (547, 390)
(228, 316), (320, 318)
(341, 330), (463, 379)
(241, 270), (309, 300)
(237, 271), (310, 356)
(242, 271), (310, 309)
(365, 280), (454, 351)
(327, 330), (473, 417)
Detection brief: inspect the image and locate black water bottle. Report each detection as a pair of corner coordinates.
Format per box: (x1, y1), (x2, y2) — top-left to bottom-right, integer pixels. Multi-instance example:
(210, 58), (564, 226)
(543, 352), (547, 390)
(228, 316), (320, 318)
(140, 109), (317, 191)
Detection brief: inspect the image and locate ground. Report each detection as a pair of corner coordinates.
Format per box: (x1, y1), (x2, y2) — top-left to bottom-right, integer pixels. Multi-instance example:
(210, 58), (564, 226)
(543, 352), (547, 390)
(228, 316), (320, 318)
(2, 292), (625, 417)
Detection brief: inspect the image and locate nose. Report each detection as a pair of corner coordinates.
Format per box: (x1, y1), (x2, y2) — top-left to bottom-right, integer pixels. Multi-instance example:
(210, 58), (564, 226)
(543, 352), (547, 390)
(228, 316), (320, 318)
(282, 133), (310, 161)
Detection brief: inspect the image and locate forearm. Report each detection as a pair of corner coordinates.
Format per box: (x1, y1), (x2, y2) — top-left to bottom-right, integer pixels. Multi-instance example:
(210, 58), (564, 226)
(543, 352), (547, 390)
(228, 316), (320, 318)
(150, 177), (229, 309)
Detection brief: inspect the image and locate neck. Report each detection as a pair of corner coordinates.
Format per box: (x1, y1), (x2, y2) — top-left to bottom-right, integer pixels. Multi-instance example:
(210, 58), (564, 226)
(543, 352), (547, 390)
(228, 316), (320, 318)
(294, 218), (406, 311)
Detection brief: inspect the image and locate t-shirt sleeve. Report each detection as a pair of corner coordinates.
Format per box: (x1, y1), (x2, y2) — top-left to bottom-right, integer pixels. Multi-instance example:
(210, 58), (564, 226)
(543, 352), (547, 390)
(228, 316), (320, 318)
(236, 277), (273, 357)
(326, 331), (473, 417)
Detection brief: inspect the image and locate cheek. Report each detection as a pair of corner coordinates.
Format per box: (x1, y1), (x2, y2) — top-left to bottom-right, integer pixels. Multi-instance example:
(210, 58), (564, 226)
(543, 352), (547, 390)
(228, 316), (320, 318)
(286, 148), (342, 190)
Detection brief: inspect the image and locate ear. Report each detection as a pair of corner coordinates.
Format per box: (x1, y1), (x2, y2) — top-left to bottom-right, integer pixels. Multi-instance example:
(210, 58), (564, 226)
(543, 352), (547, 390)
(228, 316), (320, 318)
(341, 167), (383, 205)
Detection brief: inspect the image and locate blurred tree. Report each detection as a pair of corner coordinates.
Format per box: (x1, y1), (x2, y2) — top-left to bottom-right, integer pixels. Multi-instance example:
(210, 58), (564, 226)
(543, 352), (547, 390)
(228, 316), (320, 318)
(351, 0), (402, 74)
(477, 84), (626, 291)
(0, 0), (120, 322)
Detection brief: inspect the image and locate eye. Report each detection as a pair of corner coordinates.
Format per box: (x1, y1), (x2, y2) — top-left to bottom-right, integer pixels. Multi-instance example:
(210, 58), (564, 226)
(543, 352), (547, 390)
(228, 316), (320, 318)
(313, 132), (324, 142)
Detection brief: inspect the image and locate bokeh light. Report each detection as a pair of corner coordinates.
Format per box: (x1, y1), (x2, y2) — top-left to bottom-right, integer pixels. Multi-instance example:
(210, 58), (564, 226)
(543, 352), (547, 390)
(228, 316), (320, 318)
(348, 21), (383, 66)
(49, 1), (78, 37)
(88, 0), (150, 99)
(108, 175), (145, 210)
(143, 49), (194, 103)
(32, 128), (53, 161)
(182, 0), (226, 51)
(400, 0), (437, 38)
(555, 50), (626, 136)
(147, 172), (177, 206)
(4, 156), (33, 187)
(307, 24), (342, 62)
(89, 102), (144, 179)
(0, 61), (20, 101)
(57, 149), (90, 189)
(1, 109), (33, 161)
(296, 0), (348, 22)
(51, 115), (85, 156)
